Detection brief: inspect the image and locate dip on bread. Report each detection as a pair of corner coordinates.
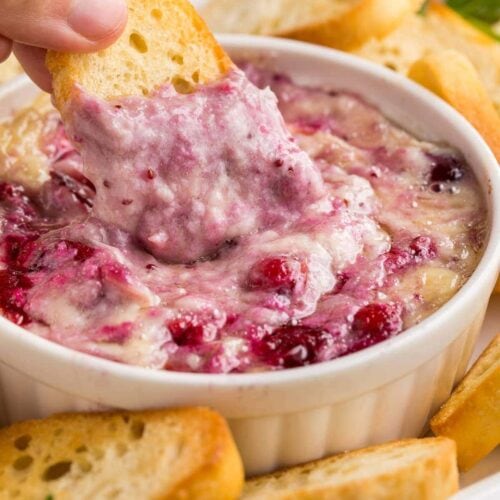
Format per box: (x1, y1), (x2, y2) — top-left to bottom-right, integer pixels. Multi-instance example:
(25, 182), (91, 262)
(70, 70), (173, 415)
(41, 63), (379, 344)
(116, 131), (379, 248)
(0, 65), (486, 373)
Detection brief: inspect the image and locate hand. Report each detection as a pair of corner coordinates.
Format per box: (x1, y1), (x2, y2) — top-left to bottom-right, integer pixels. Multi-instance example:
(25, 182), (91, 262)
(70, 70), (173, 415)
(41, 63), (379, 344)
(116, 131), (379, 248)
(0, 0), (127, 91)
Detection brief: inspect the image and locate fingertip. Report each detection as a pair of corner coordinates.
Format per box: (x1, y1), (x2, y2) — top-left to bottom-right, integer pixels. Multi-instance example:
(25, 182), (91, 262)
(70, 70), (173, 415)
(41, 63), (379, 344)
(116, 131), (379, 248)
(68, 0), (128, 46)
(13, 43), (52, 93)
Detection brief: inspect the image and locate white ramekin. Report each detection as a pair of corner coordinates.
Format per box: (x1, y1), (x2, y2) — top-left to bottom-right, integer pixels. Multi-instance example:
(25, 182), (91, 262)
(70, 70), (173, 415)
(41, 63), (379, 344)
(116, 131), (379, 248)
(0, 36), (499, 476)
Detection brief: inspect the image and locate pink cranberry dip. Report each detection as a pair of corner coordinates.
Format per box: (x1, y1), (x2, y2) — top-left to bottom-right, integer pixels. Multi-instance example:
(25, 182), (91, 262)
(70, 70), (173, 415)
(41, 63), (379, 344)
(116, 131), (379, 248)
(0, 64), (487, 373)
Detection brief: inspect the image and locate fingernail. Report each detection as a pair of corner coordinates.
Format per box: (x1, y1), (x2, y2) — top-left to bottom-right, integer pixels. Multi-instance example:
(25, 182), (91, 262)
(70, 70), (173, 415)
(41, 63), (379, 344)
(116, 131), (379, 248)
(68, 0), (127, 41)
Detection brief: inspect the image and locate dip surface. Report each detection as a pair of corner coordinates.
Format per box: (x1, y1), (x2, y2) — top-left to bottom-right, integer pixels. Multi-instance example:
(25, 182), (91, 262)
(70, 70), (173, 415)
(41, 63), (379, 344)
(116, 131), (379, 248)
(0, 65), (487, 373)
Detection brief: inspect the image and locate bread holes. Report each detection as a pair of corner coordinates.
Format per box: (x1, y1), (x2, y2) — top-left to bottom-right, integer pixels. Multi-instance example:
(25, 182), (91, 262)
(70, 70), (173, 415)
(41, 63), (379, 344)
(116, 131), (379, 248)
(172, 54), (184, 65)
(12, 455), (33, 471)
(75, 445), (88, 453)
(151, 8), (163, 20)
(13, 435), (31, 451)
(385, 62), (398, 71)
(122, 415), (130, 424)
(42, 461), (72, 481)
(129, 33), (148, 54)
(192, 71), (200, 84)
(172, 77), (193, 94)
(130, 419), (145, 440)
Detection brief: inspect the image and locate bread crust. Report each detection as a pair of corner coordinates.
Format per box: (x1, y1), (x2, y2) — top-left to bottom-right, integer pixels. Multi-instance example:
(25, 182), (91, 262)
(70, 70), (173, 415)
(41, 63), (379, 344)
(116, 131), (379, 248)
(0, 407), (244, 499)
(243, 438), (458, 500)
(409, 49), (500, 162)
(276, 0), (422, 50)
(47, 0), (233, 112)
(431, 334), (500, 471)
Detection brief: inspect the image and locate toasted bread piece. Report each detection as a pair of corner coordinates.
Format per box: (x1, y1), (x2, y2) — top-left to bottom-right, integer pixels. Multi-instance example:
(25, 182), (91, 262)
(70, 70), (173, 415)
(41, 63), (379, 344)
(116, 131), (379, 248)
(0, 55), (23, 84)
(279, 0), (424, 51)
(354, 3), (500, 115)
(243, 438), (458, 500)
(409, 50), (500, 161)
(0, 93), (56, 191)
(47, 0), (233, 112)
(202, 0), (423, 50)
(0, 407), (243, 500)
(495, 277), (500, 294)
(431, 334), (500, 472)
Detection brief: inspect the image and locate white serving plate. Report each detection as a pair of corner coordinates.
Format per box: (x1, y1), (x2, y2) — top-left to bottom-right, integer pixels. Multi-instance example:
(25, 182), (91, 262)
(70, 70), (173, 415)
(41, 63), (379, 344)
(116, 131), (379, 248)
(0, 32), (498, 488)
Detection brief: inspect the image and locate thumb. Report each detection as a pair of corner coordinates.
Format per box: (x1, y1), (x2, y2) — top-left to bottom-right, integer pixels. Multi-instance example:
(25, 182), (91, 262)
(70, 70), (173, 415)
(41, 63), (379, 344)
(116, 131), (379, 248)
(0, 0), (127, 52)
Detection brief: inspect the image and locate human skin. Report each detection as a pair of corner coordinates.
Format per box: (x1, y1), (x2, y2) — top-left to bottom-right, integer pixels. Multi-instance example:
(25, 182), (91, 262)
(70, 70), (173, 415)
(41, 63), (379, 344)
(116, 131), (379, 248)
(0, 0), (127, 91)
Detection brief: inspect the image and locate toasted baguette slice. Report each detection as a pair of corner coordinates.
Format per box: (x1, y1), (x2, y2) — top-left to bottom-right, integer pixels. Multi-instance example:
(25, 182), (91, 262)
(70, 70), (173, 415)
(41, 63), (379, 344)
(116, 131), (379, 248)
(431, 334), (500, 472)
(47, 0), (233, 112)
(0, 407), (244, 499)
(202, 0), (423, 50)
(409, 50), (500, 161)
(495, 277), (500, 294)
(354, 3), (500, 115)
(243, 438), (458, 500)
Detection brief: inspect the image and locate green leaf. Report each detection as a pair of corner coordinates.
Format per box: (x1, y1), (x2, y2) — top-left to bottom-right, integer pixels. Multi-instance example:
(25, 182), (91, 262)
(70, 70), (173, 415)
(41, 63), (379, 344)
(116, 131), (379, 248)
(447, 0), (500, 24)
(446, 0), (500, 41)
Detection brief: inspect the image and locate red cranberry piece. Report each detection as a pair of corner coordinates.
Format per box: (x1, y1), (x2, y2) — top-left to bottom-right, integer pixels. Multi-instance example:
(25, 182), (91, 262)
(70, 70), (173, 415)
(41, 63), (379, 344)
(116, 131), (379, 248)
(0, 182), (25, 202)
(255, 325), (332, 368)
(247, 256), (306, 294)
(63, 241), (95, 262)
(94, 322), (133, 344)
(331, 272), (349, 294)
(2, 234), (38, 269)
(351, 303), (403, 348)
(168, 316), (218, 347)
(409, 236), (437, 260)
(428, 154), (465, 183)
(384, 247), (412, 273)
(385, 236), (437, 272)
(0, 269), (33, 325)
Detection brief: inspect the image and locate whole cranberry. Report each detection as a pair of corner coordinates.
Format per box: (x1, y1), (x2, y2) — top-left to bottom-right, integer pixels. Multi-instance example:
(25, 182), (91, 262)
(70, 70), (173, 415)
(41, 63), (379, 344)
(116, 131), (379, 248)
(254, 324), (332, 368)
(351, 302), (403, 349)
(168, 315), (218, 347)
(428, 154), (465, 183)
(247, 256), (306, 294)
